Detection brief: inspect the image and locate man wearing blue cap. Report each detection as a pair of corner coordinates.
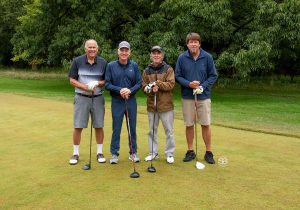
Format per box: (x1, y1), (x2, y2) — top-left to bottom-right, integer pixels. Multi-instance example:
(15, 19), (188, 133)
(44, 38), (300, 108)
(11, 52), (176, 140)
(105, 41), (142, 164)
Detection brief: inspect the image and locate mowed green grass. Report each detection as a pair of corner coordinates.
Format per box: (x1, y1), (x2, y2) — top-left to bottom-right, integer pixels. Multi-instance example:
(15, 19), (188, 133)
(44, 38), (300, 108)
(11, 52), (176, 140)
(0, 93), (300, 209)
(0, 72), (299, 137)
(211, 88), (300, 137)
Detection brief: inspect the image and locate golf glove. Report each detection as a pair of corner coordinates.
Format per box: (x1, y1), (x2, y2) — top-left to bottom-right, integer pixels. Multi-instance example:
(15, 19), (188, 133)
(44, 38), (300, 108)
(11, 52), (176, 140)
(144, 82), (156, 93)
(193, 86), (203, 95)
(87, 81), (98, 90)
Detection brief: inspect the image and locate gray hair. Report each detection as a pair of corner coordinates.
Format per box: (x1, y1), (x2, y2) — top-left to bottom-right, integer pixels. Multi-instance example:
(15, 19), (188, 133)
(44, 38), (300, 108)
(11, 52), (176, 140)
(84, 39), (98, 49)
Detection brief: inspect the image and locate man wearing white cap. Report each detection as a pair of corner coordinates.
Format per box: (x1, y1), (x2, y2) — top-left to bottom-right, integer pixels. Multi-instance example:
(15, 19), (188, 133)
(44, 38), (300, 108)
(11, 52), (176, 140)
(105, 41), (142, 164)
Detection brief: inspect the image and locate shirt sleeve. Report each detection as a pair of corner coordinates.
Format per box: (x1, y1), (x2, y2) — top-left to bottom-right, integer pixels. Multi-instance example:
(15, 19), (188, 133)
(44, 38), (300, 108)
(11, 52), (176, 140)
(68, 58), (79, 79)
(141, 69), (149, 94)
(156, 67), (175, 91)
(104, 63), (122, 94)
(201, 55), (218, 89)
(100, 60), (107, 80)
(129, 63), (142, 95)
(175, 56), (191, 88)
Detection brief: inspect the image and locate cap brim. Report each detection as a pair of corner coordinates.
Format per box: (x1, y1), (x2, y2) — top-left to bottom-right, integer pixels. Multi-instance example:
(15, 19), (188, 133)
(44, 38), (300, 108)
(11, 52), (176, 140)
(151, 49), (163, 53)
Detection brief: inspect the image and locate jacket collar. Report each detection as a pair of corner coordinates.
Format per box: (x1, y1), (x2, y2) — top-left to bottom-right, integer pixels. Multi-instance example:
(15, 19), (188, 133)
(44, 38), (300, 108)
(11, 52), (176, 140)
(148, 61), (166, 71)
(184, 48), (205, 60)
(117, 59), (132, 66)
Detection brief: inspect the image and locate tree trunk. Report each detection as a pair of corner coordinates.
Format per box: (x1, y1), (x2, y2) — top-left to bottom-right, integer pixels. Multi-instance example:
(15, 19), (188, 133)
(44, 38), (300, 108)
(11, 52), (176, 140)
(31, 63), (37, 70)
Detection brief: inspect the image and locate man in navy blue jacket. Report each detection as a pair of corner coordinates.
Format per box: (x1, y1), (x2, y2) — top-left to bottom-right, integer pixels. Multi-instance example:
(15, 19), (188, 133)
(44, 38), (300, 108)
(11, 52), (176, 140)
(105, 41), (142, 164)
(175, 32), (218, 164)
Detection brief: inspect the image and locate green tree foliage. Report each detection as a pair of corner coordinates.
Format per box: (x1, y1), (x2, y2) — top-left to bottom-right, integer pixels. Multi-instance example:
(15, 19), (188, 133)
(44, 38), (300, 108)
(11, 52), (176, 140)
(10, 0), (162, 69)
(11, 0), (135, 68)
(217, 0), (300, 78)
(5, 0), (300, 79)
(0, 0), (26, 65)
(129, 0), (233, 69)
(11, 0), (45, 69)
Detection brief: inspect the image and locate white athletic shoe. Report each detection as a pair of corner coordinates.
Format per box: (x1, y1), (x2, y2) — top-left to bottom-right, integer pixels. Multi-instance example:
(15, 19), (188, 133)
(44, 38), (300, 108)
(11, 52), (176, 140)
(110, 154), (118, 164)
(129, 153), (140, 162)
(167, 156), (174, 164)
(69, 154), (79, 165)
(144, 153), (159, 161)
(97, 153), (106, 163)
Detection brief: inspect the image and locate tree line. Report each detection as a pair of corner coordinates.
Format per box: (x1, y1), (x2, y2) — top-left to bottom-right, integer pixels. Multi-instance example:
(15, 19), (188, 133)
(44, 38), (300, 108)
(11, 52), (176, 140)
(1, 0), (299, 80)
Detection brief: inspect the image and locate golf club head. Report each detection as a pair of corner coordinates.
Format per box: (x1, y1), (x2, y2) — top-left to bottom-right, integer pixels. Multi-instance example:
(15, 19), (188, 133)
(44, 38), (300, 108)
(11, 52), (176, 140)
(147, 166), (156, 173)
(130, 171), (140, 178)
(196, 161), (205, 170)
(82, 164), (91, 170)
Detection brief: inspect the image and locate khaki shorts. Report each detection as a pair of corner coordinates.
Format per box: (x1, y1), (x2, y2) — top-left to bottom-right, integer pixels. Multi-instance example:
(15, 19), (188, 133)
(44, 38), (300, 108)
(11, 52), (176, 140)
(181, 98), (211, 126)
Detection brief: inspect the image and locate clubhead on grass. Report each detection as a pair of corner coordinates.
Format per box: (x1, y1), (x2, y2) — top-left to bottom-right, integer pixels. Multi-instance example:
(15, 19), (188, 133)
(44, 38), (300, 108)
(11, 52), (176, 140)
(82, 164), (91, 170)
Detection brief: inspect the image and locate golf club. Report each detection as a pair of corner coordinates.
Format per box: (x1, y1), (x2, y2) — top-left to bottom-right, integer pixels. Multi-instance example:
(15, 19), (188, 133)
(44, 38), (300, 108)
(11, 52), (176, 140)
(147, 92), (157, 173)
(82, 92), (94, 170)
(194, 93), (205, 170)
(125, 100), (140, 178)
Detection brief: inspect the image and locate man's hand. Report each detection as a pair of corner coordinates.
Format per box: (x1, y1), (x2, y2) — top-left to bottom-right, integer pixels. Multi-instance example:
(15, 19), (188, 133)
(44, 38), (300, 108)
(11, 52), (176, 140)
(87, 81), (98, 91)
(189, 80), (200, 89)
(193, 86), (203, 95)
(120, 88), (131, 99)
(144, 82), (156, 93)
(98, 80), (105, 87)
(152, 84), (159, 93)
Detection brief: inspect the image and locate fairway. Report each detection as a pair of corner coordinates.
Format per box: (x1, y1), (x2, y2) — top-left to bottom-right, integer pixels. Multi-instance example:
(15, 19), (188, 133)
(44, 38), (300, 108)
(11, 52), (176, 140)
(0, 93), (299, 209)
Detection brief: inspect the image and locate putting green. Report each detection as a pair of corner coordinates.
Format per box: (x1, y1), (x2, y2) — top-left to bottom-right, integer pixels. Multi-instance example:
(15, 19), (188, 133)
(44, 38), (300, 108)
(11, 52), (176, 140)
(0, 93), (299, 209)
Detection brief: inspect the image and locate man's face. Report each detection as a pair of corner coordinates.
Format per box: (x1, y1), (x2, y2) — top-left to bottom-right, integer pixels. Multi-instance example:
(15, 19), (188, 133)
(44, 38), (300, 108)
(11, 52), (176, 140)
(151, 50), (164, 65)
(187, 39), (200, 55)
(85, 41), (98, 59)
(118, 48), (131, 61)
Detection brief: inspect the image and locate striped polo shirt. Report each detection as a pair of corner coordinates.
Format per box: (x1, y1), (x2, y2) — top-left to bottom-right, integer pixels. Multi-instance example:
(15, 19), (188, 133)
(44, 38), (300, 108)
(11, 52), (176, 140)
(69, 55), (107, 95)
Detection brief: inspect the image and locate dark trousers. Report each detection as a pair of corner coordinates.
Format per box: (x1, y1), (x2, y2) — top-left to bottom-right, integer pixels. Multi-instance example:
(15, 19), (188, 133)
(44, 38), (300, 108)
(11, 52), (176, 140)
(110, 96), (137, 155)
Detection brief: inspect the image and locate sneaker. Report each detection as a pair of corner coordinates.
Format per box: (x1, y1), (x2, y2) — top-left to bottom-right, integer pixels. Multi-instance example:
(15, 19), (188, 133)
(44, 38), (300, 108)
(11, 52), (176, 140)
(69, 154), (79, 165)
(129, 153), (140, 162)
(110, 154), (118, 164)
(144, 153), (159, 161)
(204, 151), (215, 164)
(167, 156), (174, 164)
(183, 150), (196, 162)
(97, 153), (106, 163)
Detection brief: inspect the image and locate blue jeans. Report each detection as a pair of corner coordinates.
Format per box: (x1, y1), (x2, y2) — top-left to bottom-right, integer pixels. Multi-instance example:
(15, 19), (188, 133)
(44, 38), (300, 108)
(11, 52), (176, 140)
(110, 96), (137, 155)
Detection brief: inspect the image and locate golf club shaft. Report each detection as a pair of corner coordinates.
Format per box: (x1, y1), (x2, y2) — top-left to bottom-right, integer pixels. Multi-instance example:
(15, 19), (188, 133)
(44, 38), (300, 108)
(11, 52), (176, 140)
(125, 100), (137, 172)
(89, 92), (94, 166)
(150, 93), (157, 167)
(194, 94), (198, 161)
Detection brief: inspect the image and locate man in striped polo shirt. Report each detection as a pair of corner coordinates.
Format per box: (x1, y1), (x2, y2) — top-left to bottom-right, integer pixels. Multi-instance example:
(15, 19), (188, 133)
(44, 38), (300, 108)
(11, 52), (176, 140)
(68, 39), (107, 165)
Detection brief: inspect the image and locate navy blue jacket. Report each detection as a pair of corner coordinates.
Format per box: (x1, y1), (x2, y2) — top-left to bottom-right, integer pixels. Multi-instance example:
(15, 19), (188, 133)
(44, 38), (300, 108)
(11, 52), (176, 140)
(175, 48), (218, 100)
(105, 59), (142, 98)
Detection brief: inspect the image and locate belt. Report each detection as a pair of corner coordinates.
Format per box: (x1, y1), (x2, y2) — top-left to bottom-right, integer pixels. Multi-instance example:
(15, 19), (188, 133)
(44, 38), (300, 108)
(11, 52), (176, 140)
(76, 93), (102, 98)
